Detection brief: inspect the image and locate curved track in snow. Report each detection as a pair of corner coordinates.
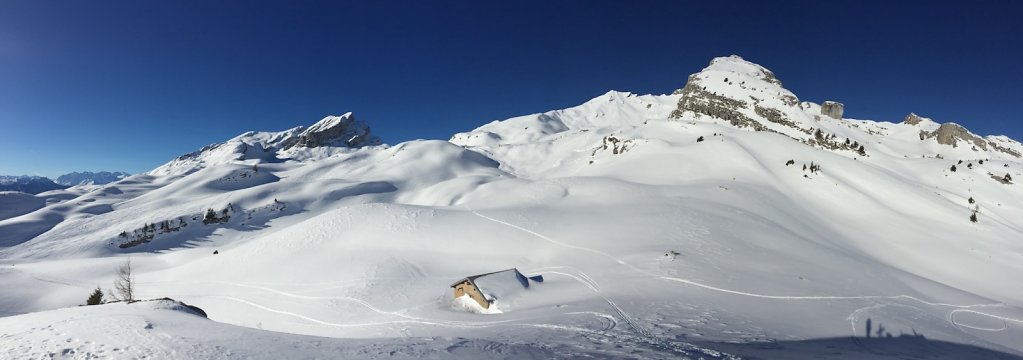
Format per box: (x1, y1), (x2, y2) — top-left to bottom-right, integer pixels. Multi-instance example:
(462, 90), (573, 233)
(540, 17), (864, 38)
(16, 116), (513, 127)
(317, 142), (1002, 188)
(154, 279), (618, 337)
(469, 209), (1023, 337)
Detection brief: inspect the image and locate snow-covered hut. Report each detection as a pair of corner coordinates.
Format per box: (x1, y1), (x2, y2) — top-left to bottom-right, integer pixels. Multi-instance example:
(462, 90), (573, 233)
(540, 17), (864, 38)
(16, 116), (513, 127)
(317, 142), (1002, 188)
(450, 268), (543, 310)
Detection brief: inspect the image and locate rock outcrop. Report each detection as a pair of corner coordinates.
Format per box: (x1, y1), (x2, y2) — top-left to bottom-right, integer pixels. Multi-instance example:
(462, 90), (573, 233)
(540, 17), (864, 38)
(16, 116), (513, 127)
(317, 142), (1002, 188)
(668, 56), (806, 132)
(821, 101), (844, 119)
(903, 113), (924, 125)
(283, 113), (381, 150)
(919, 123), (987, 150)
(670, 74), (768, 131)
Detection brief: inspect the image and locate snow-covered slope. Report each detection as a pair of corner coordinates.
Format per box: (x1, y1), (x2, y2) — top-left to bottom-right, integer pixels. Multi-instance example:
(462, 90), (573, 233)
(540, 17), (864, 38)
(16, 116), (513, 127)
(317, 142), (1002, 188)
(2, 56), (1023, 359)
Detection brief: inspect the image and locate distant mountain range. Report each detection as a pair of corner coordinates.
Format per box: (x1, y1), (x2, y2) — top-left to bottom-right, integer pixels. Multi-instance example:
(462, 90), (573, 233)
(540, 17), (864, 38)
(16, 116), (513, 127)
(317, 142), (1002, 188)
(54, 171), (130, 186)
(0, 171), (130, 194)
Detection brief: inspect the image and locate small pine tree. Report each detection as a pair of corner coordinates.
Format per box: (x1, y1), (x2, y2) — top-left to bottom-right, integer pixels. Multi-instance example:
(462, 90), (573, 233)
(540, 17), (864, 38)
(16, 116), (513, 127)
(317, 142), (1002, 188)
(968, 197), (975, 204)
(86, 286), (104, 305)
(857, 145), (866, 156)
(1005, 173), (1013, 183)
(950, 165), (957, 172)
(697, 136), (705, 142)
(979, 160), (984, 164)
(970, 212), (978, 223)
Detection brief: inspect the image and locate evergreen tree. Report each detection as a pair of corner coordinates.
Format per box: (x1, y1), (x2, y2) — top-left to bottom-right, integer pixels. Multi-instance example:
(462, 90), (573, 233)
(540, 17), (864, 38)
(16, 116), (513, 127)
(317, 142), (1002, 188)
(970, 212), (978, 223)
(857, 145), (866, 156)
(950, 165), (957, 172)
(86, 286), (104, 305)
(968, 197), (975, 204)
(1005, 173), (1013, 183)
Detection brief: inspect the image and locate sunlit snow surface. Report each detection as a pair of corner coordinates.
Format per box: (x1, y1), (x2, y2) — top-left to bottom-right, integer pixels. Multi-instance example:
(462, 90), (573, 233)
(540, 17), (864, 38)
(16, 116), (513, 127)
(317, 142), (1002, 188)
(2, 56), (1023, 359)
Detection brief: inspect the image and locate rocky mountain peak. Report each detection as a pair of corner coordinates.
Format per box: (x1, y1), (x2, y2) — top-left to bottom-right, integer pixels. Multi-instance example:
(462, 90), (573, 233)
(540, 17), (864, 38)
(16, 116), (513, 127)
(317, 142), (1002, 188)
(283, 112), (382, 150)
(151, 113), (382, 176)
(703, 55), (784, 87)
(903, 112), (926, 125)
(669, 55), (804, 133)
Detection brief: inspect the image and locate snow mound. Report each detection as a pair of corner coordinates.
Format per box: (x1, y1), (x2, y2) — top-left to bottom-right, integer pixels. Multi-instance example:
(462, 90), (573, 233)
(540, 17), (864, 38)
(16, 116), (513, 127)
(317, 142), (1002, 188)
(452, 294), (502, 314)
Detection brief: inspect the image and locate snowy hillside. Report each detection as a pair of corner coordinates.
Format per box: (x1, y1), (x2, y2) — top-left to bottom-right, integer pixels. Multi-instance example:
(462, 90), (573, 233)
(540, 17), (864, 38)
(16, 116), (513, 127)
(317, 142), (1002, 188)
(2, 56), (1022, 359)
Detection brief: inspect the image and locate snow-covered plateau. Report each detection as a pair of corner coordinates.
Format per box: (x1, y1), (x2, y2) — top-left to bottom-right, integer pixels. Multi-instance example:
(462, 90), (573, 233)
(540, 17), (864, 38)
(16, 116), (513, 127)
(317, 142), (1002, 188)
(1, 56), (1022, 359)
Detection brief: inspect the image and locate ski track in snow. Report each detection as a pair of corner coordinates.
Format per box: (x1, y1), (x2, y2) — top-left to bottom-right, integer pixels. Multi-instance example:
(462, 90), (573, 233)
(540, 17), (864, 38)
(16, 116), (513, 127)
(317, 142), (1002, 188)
(156, 280), (620, 336)
(469, 209), (1023, 338)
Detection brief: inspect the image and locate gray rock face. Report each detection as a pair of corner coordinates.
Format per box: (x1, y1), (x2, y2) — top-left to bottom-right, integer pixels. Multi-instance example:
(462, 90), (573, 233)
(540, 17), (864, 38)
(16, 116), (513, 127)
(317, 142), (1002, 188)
(669, 74), (768, 131)
(987, 141), (1022, 158)
(284, 113), (382, 150)
(920, 123), (987, 150)
(903, 113), (924, 125)
(821, 101), (844, 119)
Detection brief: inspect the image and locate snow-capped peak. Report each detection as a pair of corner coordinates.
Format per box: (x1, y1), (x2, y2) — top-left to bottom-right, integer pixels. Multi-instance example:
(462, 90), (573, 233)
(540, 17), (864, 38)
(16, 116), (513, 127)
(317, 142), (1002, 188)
(305, 112), (354, 133)
(149, 113), (382, 176)
(286, 112), (381, 150)
(701, 55), (784, 87)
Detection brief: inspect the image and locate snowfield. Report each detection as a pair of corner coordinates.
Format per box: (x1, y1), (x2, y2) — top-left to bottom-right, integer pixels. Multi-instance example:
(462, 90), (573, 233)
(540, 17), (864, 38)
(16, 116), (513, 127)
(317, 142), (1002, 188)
(2, 56), (1022, 359)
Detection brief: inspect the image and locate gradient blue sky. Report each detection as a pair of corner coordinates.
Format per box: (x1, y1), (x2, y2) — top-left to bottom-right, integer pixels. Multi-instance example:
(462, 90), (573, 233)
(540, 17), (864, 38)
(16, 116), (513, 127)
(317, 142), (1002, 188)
(2, 1), (1021, 177)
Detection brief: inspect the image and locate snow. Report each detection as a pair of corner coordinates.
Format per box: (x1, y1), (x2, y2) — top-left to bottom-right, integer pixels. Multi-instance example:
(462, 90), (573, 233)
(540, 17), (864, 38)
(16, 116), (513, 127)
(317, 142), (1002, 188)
(453, 294), (500, 314)
(2, 55), (1023, 359)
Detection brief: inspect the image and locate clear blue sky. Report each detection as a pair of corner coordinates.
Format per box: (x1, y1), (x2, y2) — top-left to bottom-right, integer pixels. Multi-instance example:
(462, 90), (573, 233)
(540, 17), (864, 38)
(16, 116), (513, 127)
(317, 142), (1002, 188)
(2, 1), (1021, 177)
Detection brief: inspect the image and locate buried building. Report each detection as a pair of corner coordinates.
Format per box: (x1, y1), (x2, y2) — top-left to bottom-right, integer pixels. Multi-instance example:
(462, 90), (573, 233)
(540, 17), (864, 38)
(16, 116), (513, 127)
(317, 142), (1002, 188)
(450, 268), (544, 310)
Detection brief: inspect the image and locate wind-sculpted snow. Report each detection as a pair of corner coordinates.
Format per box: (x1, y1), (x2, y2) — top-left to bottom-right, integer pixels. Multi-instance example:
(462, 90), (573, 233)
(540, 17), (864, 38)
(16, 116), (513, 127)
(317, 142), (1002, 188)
(0, 191), (45, 221)
(3, 55), (1023, 358)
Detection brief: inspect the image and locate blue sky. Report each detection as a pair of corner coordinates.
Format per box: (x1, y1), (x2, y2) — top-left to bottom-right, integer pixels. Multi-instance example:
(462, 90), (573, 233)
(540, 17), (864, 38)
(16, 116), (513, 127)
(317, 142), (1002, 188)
(2, 1), (1021, 177)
